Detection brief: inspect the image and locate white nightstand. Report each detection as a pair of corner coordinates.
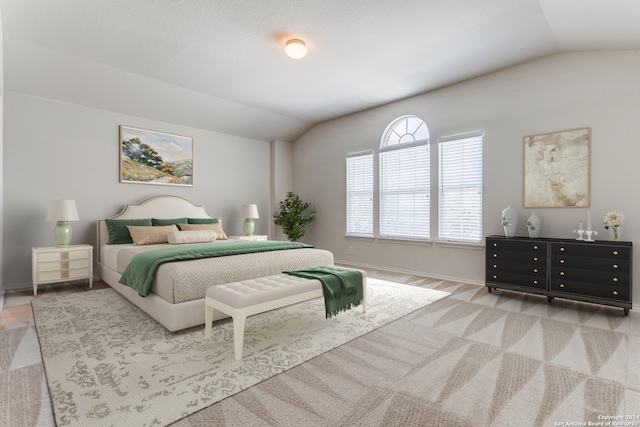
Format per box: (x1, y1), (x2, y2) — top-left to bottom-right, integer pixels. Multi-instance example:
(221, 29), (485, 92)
(32, 244), (93, 295)
(229, 235), (268, 241)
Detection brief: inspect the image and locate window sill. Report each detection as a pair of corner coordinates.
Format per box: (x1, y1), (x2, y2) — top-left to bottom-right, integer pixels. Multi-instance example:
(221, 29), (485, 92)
(435, 240), (485, 250)
(345, 235), (375, 241)
(377, 237), (432, 246)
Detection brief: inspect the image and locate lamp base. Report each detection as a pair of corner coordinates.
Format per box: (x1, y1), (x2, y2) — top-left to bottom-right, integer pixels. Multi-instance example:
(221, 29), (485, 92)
(54, 221), (73, 247)
(243, 218), (255, 236)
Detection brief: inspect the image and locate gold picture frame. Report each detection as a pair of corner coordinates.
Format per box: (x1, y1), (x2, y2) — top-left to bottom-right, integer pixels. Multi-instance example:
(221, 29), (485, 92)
(523, 127), (590, 208)
(120, 125), (193, 187)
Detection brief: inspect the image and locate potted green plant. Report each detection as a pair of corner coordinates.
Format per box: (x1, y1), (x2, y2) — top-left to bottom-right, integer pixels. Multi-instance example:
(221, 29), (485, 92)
(273, 192), (316, 241)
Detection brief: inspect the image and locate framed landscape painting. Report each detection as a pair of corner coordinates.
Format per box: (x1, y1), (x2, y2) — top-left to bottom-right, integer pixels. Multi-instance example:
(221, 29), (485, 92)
(523, 127), (590, 208)
(120, 126), (193, 186)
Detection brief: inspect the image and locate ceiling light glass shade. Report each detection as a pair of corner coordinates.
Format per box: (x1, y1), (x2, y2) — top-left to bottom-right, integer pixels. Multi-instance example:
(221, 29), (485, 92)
(284, 39), (307, 59)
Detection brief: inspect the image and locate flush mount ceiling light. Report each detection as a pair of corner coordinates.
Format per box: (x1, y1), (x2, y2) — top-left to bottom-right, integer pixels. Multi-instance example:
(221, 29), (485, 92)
(284, 39), (307, 59)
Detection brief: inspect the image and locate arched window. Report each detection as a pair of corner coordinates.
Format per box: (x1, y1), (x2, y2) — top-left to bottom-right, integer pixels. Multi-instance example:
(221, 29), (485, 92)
(379, 115), (430, 239)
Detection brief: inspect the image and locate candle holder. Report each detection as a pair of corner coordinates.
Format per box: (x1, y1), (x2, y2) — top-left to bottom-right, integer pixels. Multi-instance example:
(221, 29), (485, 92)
(573, 229), (585, 240)
(584, 230), (598, 242)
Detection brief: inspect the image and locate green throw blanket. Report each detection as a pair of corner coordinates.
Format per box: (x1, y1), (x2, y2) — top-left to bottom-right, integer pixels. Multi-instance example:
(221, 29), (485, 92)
(284, 266), (363, 318)
(119, 240), (313, 297)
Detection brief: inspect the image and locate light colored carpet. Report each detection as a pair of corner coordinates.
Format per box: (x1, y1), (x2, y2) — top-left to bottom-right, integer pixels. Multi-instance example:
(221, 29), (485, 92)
(31, 278), (450, 427)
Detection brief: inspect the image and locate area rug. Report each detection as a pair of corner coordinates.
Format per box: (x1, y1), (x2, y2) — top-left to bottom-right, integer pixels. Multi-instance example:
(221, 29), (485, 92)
(32, 279), (450, 427)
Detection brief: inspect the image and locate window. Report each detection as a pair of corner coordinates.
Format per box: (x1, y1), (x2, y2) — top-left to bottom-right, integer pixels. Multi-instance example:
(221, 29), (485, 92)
(346, 152), (374, 236)
(438, 132), (483, 243)
(379, 116), (430, 240)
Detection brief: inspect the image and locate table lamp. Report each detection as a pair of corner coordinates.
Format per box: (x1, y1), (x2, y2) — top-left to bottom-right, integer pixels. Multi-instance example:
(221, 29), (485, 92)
(239, 204), (259, 236)
(46, 199), (79, 247)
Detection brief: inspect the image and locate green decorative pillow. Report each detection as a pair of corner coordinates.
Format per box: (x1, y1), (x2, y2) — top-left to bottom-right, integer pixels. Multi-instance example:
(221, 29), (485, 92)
(187, 217), (219, 224)
(152, 217), (189, 226)
(105, 218), (152, 244)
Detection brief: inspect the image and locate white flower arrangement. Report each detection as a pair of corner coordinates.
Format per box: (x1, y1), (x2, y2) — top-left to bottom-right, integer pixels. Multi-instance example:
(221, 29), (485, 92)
(603, 211), (624, 240)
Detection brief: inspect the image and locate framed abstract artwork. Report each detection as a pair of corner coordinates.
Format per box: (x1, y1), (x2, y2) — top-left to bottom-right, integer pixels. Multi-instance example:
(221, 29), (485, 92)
(120, 125), (193, 186)
(523, 127), (590, 208)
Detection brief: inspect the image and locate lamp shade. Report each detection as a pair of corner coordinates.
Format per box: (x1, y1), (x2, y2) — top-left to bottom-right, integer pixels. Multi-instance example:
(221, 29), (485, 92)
(239, 204), (259, 219)
(46, 199), (79, 222)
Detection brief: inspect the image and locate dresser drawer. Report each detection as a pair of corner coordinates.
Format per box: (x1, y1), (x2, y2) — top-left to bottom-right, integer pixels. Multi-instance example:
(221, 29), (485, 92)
(550, 243), (631, 260)
(550, 266), (629, 287)
(549, 279), (630, 302)
(488, 260), (546, 276)
(487, 271), (546, 289)
(488, 239), (546, 254)
(550, 254), (630, 273)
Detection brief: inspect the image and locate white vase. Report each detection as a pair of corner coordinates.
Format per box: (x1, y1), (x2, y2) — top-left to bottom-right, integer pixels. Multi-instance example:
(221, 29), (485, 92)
(527, 211), (540, 238)
(501, 205), (518, 237)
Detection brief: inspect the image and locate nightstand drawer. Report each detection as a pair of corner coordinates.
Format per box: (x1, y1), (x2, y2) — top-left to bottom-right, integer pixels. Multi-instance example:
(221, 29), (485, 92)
(38, 250), (90, 262)
(38, 267), (91, 283)
(38, 258), (90, 272)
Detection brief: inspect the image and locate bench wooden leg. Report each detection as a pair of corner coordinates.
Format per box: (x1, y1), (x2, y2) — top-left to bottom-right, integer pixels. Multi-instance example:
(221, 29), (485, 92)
(233, 315), (247, 360)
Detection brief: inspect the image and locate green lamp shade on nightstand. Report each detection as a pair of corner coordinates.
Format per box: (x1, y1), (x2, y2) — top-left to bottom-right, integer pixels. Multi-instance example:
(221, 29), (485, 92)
(239, 204), (259, 236)
(46, 199), (79, 247)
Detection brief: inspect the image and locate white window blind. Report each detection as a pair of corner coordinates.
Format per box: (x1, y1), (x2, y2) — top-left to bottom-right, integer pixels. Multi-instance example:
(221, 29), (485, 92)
(379, 142), (430, 239)
(438, 131), (483, 243)
(346, 152), (374, 236)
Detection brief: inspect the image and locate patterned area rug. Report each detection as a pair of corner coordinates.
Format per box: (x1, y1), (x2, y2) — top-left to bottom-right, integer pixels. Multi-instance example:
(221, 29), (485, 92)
(32, 279), (450, 426)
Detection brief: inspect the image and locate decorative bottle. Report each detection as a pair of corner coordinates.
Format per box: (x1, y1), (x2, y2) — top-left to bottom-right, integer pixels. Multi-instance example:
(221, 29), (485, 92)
(527, 211), (540, 238)
(501, 205), (518, 237)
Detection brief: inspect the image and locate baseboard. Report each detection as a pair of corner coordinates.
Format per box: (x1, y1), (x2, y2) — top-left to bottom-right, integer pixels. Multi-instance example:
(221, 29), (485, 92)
(334, 259), (485, 287)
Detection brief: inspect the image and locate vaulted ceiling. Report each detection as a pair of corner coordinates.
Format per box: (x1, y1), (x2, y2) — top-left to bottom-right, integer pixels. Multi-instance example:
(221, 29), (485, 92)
(2, 0), (639, 141)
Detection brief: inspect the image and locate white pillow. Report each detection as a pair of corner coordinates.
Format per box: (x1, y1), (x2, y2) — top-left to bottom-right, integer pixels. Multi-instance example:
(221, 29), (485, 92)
(167, 230), (217, 244)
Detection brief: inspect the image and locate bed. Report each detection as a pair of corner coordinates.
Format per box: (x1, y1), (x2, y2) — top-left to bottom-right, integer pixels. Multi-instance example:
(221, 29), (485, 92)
(96, 195), (334, 331)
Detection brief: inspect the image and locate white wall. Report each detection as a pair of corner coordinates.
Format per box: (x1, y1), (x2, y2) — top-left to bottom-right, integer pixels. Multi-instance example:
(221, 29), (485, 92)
(270, 140), (293, 241)
(3, 93), (272, 288)
(293, 50), (640, 306)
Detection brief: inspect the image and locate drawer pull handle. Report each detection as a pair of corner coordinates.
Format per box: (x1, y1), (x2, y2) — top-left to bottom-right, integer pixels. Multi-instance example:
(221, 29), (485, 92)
(613, 250), (618, 255)
(560, 272), (565, 276)
(560, 284), (565, 288)
(560, 247), (565, 252)
(533, 257), (538, 261)
(533, 245), (538, 250)
(533, 268), (538, 273)
(560, 259), (565, 264)
(533, 280), (538, 285)
(493, 264), (497, 268)
(493, 275), (498, 279)
(613, 264), (618, 269)
(493, 243), (498, 247)
(493, 254), (498, 258)
(613, 290), (618, 296)
(612, 277), (618, 282)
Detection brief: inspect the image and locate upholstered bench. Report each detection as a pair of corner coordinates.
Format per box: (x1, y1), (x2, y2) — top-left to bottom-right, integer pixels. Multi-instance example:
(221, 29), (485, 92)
(204, 270), (367, 360)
